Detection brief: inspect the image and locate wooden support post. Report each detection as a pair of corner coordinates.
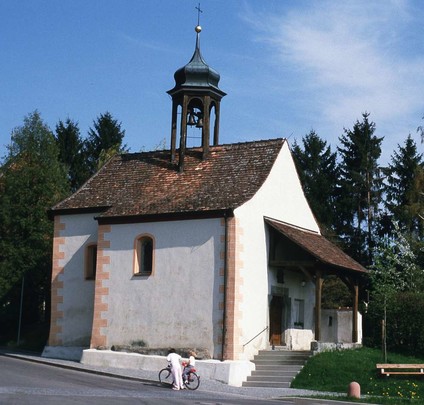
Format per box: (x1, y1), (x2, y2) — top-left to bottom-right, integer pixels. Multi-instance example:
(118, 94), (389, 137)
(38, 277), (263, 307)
(170, 101), (178, 163)
(315, 270), (323, 341)
(352, 282), (359, 343)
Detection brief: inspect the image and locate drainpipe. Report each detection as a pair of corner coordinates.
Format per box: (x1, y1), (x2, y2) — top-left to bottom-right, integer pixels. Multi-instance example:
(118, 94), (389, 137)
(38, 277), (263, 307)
(221, 212), (228, 361)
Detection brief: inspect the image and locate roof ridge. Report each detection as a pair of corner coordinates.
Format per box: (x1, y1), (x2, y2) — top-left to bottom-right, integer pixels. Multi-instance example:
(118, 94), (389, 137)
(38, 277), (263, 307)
(212, 137), (285, 148)
(121, 138), (286, 158)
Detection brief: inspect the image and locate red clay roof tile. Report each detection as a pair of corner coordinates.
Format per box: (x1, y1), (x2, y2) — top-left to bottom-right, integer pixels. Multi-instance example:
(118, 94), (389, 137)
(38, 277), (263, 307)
(265, 218), (367, 274)
(52, 139), (285, 218)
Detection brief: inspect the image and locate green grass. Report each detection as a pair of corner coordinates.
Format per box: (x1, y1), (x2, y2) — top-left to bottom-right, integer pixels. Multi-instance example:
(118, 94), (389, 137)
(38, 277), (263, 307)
(291, 347), (424, 403)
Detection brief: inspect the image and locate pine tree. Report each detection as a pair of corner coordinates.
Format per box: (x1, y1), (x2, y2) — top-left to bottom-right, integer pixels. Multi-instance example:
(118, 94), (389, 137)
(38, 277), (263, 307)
(55, 118), (89, 192)
(337, 112), (384, 265)
(384, 135), (423, 237)
(84, 112), (127, 175)
(291, 130), (339, 236)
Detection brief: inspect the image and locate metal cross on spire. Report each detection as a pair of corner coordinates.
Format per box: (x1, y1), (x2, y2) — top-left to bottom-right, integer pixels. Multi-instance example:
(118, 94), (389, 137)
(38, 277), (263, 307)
(195, 3), (203, 26)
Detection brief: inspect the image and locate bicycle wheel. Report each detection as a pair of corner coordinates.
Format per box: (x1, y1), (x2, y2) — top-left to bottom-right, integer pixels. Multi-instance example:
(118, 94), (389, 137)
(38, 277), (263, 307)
(159, 368), (173, 385)
(184, 371), (200, 390)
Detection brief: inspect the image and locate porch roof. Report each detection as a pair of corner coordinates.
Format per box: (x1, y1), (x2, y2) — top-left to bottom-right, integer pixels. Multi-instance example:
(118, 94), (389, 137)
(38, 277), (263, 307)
(265, 218), (367, 274)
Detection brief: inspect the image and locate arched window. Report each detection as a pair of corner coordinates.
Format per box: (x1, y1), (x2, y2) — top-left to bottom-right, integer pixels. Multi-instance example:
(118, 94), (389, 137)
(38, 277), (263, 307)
(134, 235), (154, 276)
(85, 244), (97, 280)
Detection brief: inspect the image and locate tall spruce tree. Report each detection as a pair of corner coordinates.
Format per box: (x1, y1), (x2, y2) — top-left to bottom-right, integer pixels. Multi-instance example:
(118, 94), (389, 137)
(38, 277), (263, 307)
(384, 135), (423, 237)
(291, 130), (339, 236)
(55, 118), (89, 192)
(0, 111), (69, 343)
(337, 112), (384, 265)
(84, 112), (127, 175)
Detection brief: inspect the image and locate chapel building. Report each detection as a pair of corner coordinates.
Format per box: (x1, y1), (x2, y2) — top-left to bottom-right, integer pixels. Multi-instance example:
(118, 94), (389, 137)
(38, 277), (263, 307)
(43, 22), (367, 381)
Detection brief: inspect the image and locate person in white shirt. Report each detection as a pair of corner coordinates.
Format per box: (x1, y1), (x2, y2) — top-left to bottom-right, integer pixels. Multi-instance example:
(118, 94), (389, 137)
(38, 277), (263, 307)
(166, 348), (184, 390)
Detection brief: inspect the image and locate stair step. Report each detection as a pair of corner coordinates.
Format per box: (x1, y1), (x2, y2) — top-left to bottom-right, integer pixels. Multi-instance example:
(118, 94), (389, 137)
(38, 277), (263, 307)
(242, 349), (313, 388)
(255, 352), (311, 358)
(253, 359), (306, 366)
(255, 365), (303, 373)
(243, 381), (291, 388)
(247, 375), (293, 382)
(251, 369), (300, 376)
(260, 349), (311, 352)
(256, 352), (310, 357)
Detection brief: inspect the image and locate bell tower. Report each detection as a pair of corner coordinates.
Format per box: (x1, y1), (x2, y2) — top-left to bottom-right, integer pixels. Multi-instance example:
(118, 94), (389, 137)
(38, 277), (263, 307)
(167, 18), (226, 171)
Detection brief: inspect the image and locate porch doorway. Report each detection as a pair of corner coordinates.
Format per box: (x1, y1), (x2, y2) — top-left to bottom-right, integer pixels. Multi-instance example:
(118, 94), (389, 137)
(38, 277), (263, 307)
(269, 295), (284, 346)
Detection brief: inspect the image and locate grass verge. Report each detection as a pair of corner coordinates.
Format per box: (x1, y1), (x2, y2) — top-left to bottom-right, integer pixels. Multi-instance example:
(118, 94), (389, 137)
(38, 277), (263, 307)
(291, 347), (424, 403)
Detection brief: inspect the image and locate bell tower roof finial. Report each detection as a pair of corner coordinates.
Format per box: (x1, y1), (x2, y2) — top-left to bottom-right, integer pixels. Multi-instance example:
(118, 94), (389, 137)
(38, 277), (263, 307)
(168, 4), (224, 93)
(195, 3), (202, 30)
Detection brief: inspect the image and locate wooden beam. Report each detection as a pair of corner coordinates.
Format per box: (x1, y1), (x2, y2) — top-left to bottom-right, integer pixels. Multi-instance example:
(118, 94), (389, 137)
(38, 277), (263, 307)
(315, 270), (323, 341)
(352, 282), (359, 343)
(269, 260), (315, 268)
(298, 265), (314, 282)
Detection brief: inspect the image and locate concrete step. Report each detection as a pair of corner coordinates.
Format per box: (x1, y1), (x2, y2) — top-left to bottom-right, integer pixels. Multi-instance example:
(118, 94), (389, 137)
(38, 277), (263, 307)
(253, 358), (307, 366)
(255, 351), (312, 359)
(258, 350), (312, 355)
(243, 381), (291, 388)
(242, 349), (313, 388)
(246, 375), (293, 383)
(252, 366), (302, 375)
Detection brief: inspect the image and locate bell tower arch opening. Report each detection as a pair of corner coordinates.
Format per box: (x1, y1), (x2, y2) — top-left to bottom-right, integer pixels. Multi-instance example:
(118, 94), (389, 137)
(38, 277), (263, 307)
(167, 22), (226, 171)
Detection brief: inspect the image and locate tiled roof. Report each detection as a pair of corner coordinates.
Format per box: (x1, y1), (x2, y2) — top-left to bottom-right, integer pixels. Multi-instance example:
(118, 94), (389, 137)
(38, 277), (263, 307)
(52, 139), (285, 219)
(265, 218), (367, 274)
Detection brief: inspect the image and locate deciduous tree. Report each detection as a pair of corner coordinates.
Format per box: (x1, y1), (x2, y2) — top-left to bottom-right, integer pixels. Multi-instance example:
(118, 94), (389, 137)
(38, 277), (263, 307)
(0, 111), (69, 343)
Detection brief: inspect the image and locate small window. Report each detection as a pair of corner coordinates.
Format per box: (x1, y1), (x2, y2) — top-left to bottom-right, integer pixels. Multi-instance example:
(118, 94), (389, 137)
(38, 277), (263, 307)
(134, 235), (153, 276)
(85, 244), (97, 280)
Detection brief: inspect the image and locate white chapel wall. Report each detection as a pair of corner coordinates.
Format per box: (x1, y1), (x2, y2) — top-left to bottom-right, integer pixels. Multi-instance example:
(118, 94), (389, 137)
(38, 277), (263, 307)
(104, 218), (223, 358)
(60, 213), (98, 346)
(234, 141), (320, 360)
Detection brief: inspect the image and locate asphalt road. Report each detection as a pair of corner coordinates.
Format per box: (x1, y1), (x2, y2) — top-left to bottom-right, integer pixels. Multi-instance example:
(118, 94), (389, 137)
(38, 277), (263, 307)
(0, 355), (287, 405)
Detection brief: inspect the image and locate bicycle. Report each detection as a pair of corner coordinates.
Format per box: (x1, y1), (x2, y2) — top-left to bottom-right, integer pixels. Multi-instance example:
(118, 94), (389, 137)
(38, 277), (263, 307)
(158, 363), (200, 390)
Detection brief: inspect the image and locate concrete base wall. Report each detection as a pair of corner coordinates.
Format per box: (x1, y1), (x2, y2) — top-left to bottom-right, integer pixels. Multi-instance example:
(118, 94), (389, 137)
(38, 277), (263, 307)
(42, 346), (86, 361)
(81, 349), (254, 387)
(311, 341), (362, 352)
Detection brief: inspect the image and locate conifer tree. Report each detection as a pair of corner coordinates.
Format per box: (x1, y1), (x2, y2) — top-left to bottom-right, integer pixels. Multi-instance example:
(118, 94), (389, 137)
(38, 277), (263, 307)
(384, 135), (423, 237)
(55, 118), (89, 192)
(84, 112), (127, 175)
(337, 112), (384, 265)
(292, 130), (339, 236)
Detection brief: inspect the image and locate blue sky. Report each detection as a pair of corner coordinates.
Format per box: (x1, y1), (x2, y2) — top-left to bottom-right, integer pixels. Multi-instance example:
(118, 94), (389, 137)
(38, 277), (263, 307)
(1, 0), (423, 164)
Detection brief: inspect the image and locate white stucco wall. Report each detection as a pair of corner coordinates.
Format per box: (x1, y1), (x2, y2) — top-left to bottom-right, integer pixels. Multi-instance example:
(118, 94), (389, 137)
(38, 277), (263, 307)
(321, 309), (363, 344)
(234, 141), (320, 360)
(60, 213), (99, 346)
(103, 218), (224, 358)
